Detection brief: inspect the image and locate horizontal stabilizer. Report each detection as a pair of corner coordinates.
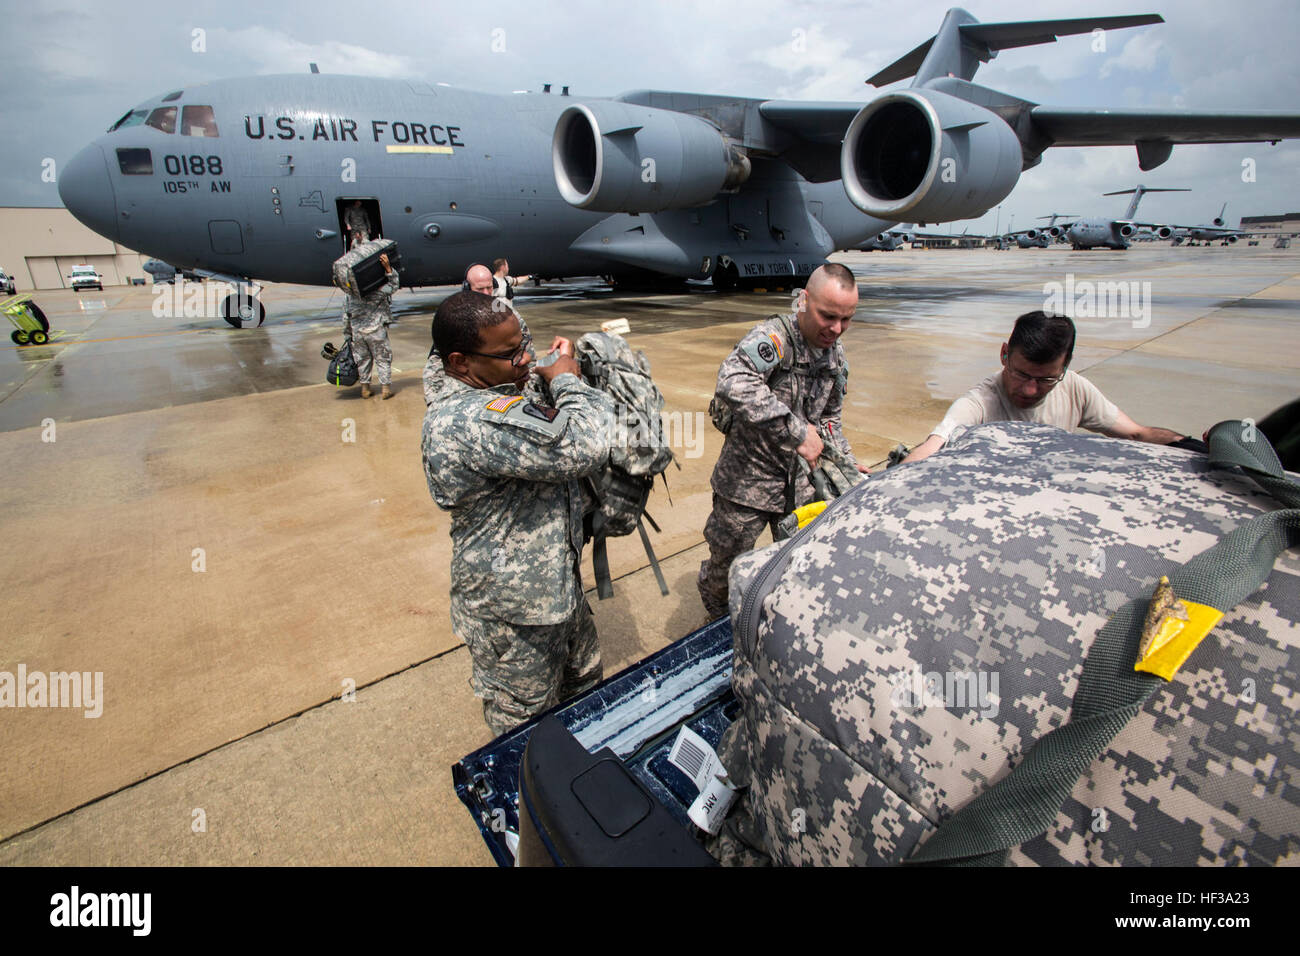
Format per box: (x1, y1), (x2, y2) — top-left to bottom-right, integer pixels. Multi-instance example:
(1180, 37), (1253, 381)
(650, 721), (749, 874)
(1103, 188), (1190, 195)
(867, 13), (1163, 87)
(959, 14), (1163, 52)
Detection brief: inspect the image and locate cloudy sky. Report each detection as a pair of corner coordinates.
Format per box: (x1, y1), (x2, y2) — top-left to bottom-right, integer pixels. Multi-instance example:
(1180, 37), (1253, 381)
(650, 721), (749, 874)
(7, 0), (1299, 232)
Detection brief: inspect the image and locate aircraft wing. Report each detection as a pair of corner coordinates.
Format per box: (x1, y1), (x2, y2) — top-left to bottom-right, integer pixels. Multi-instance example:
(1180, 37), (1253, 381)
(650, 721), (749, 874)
(1030, 109), (1300, 146)
(757, 101), (862, 145)
(762, 102), (1300, 148)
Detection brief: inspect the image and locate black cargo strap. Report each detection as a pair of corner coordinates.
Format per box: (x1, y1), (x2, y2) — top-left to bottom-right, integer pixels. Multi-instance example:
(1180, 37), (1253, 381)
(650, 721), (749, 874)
(637, 518), (669, 597)
(590, 509), (669, 601)
(908, 421), (1300, 865)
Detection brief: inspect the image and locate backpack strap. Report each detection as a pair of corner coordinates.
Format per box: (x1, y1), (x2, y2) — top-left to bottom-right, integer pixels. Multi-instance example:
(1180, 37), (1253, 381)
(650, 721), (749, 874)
(907, 421), (1300, 864)
(636, 518), (670, 597)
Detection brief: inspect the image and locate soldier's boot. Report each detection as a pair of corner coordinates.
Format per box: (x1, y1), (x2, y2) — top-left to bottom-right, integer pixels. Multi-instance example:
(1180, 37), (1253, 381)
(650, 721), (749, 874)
(360, 382), (371, 399)
(381, 385), (392, 400)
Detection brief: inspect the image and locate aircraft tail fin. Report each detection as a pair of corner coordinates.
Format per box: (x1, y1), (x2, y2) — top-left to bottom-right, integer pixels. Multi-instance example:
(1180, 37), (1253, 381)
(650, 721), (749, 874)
(867, 11), (1164, 88)
(1104, 185), (1190, 219)
(1215, 202), (1227, 226)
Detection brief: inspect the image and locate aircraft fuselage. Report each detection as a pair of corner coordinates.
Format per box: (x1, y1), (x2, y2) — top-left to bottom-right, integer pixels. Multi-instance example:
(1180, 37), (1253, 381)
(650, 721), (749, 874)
(60, 75), (892, 290)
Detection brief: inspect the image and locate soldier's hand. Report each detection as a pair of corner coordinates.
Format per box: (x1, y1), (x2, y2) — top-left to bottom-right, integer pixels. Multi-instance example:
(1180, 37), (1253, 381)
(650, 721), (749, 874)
(549, 336), (575, 358)
(857, 463), (872, 474)
(379, 253), (391, 272)
(797, 424), (824, 466)
(535, 353), (581, 383)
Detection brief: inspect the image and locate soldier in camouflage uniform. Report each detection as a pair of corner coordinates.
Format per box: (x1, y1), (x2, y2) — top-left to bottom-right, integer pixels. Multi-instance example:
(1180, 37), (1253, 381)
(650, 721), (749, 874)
(422, 291), (614, 735)
(344, 200), (371, 248)
(697, 263), (864, 619)
(345, 253), (398, 399)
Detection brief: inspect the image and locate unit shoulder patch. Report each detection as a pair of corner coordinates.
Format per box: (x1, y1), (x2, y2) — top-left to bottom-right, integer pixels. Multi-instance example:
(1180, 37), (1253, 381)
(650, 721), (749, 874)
(741, 328), (787, 373)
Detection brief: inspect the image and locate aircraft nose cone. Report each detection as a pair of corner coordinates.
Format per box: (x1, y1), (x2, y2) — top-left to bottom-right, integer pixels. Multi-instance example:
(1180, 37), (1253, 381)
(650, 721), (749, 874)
(59, 144), (119, 242)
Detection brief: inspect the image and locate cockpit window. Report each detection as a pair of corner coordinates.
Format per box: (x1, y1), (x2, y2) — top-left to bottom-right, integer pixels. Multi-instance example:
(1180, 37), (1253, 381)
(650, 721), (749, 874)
(162, 90), (183, 102)
(146, 107), (176, 134)
(109, 109), (147, 132)
(181, 105), (219, 137)
(117, 148), (153, 175)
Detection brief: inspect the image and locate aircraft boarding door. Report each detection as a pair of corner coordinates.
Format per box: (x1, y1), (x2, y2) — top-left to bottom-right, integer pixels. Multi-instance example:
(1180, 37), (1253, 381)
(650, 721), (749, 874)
(336, 199), (384, 254)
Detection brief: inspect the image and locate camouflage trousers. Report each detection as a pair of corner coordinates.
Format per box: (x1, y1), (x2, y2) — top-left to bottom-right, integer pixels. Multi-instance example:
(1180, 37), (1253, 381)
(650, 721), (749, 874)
(451, 598), (603, 737)
(352, 327), (391, 385)
(697, 494), (783, 620)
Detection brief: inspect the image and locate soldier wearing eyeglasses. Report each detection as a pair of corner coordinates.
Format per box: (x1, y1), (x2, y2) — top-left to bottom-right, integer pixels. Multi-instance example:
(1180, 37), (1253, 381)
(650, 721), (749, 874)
(903, 311), (1186, 464)
(421, 291), (613, 735)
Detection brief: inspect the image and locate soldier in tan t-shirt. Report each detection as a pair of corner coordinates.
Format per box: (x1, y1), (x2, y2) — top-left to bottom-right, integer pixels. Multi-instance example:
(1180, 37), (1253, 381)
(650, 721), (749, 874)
(904, 311), (1186, 464)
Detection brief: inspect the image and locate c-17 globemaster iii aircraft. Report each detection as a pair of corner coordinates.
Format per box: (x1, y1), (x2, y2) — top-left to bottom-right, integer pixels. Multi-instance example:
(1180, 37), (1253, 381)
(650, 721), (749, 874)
(1053, 185), (1190, 250)
(58, 9), (1300, 327)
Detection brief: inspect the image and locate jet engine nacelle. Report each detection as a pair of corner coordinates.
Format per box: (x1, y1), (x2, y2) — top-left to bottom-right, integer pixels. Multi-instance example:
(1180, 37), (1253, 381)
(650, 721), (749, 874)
(1119, 223), (1136, 238)
(841, 89), (1022, 222)
(552, 102), (750, 213)
(1024, 228), (1042, 240)
(1154, 226), (1173, 240)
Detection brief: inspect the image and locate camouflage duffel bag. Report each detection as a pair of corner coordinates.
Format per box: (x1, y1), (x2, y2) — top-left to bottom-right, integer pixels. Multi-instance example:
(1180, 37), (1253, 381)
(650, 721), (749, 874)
(712, 420), (1300, 866)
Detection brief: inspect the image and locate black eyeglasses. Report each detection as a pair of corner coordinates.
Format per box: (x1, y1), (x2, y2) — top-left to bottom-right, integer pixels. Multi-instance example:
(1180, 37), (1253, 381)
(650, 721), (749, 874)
(464, 328), (533, 367)
(1005, 364), (1064, 388)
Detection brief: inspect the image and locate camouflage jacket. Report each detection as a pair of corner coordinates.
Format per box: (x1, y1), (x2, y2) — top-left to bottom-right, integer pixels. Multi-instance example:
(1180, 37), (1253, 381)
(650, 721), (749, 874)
(711, 313), (851, 511)
(345, 268), (399, 336)
(421, 371), (613, 624)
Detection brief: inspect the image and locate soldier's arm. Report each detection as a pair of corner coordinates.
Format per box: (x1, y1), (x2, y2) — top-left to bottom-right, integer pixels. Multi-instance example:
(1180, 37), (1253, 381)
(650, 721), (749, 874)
(715, 330), (804, 452)
(901, 391), (986, 464)
(469, 373), (613, 481)
(380, 267), (400, 296)
(1102, 410), (1185, 445)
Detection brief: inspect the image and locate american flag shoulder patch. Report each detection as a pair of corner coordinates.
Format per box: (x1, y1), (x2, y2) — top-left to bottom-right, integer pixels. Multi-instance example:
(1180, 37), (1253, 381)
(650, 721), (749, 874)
(485, 395), (523, 413)
(767, 332), (783, 359)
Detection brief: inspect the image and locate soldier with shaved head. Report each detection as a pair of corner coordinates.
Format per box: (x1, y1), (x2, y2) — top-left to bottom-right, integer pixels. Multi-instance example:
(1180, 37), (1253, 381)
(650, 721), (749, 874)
(422, 291), (613, 735)
(697, 263), (867, 619)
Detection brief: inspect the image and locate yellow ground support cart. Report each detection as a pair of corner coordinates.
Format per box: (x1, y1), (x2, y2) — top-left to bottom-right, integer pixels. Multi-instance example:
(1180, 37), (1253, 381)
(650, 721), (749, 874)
(2, 295), (50, 345)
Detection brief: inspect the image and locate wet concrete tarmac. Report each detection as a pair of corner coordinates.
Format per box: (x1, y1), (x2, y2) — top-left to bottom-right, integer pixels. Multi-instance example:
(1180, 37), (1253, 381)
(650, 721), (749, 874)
(0, 245), (1296, 865)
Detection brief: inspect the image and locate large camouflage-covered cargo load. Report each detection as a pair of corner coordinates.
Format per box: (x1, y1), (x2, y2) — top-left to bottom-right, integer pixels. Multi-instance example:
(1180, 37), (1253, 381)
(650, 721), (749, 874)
(331, 238), (401, 298)
(715, 421), (1300, 866)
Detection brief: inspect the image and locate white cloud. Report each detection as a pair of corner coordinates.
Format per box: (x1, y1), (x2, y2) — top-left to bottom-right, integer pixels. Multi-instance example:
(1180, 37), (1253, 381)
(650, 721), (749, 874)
(1099, 31), (1165, 80)
(205, 26), (419, 78)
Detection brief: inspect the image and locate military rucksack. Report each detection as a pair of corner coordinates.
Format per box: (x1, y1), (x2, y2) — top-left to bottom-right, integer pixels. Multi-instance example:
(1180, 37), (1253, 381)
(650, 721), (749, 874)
(575, 331), (677, 599)
(712, 420), (1300, 866)
(321, 340), (358, 388)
